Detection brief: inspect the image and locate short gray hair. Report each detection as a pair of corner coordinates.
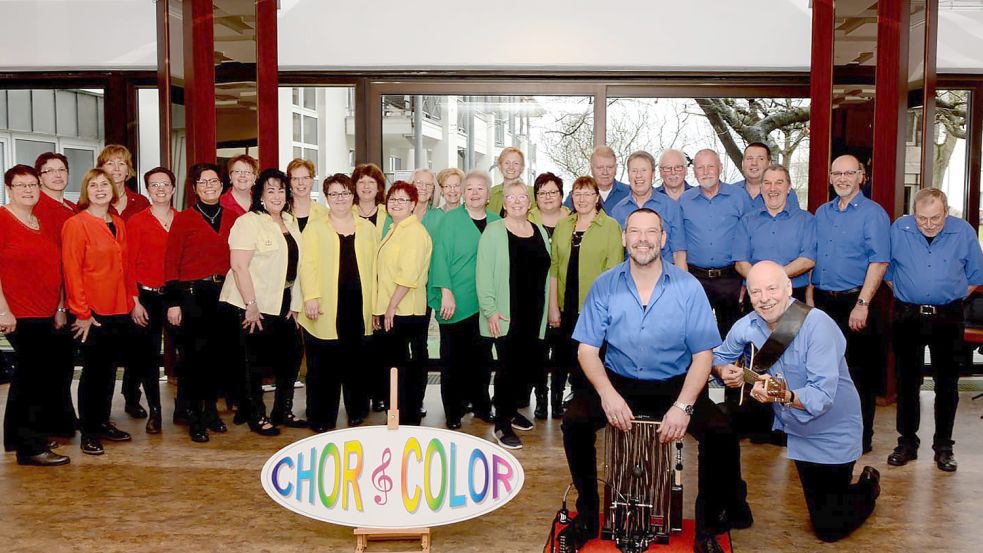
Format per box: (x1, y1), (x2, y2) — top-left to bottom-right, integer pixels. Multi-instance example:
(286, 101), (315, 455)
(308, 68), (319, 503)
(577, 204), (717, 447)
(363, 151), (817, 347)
(626, 150), (656, 172)
(464, 169), (492, 190)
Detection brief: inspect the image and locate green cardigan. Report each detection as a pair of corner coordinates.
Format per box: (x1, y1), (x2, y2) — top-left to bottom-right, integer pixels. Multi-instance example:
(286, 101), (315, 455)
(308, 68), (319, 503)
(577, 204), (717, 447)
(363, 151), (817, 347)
(550, 210), (624, 312)
(427, 207), (501, 324)
(475, 219), (551, 339)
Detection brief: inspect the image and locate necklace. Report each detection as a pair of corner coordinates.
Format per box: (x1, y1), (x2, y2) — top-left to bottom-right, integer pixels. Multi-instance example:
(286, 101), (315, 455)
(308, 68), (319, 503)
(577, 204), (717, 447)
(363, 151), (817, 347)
(153, 209), (173, 231)
(4, 207), (39, 231)
(196, 203), (221, 225)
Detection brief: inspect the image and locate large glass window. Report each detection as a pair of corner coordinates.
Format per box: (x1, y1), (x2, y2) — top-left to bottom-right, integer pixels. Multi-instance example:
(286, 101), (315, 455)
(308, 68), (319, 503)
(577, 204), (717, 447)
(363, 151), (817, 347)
(933, 89), (969, 218)
(278, 86), (355, 200)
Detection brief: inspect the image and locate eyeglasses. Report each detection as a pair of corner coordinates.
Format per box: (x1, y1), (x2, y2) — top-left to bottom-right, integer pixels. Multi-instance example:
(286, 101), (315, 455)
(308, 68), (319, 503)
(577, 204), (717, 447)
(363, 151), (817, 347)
(9, 182), (40, 189)
(326, 191), (353, 200)
(505, 194), (529, 203)
(231, 170), (255, 177)
(196, 178), (222, 186)
(413, 181), (434, 188)
(537, 190), (560, 198)
(290, 176), (313, 183)
(572, 192), (597, 199)
(659, 165), (686, 173)
(443, 183), (462, 190)
(830, 170), (863, 178)
(387, 197), (413, 205)
(40, 168), (68, 176)
(148, 181), (173, 189)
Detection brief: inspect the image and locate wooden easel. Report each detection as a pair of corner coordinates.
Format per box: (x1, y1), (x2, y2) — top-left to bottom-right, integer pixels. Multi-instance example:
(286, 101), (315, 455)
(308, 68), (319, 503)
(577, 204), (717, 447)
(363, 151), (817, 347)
(354, 368), (432, 553)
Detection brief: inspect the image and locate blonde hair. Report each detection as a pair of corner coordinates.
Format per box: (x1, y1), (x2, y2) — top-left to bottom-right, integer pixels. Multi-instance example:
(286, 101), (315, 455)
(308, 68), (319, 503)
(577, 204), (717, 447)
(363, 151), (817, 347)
(97, 144), (135, 179)
(498, 146), (526, 170)
(286, 157), (315, 178)
(77, 168), (120, 209)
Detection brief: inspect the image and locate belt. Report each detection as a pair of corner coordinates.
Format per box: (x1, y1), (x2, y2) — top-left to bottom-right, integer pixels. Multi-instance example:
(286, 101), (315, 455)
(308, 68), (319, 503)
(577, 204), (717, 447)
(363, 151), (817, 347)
(689, 265), (737, 279)
(814, 287), (861, 299)
(198, 274), (226, 284)
(896, 300), (962, 317)
(138, 284), (165, 294)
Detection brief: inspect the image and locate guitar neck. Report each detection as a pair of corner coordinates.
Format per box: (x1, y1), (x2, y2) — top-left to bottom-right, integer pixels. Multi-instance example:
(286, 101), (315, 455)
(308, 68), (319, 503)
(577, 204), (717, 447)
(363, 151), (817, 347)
(742, 367), (763, 385)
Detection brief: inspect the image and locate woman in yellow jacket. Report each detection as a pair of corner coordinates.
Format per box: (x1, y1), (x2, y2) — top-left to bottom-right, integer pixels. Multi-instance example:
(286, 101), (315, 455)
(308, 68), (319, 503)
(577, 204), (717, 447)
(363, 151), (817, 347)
(286, 157), (328, 232)
(547, 176), (624, 412)
(220, 169), (304, 437)
(299, 174), (378, 431)
(351, 163), (388, 239)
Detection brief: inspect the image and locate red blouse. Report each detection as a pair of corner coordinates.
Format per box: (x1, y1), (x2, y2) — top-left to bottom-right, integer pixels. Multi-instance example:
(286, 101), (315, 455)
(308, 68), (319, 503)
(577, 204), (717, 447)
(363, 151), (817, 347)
(62, 211), (137, 319)
(0, 207), (62, 318)
(163, 206), (239, 283)
(111, 188), (151, 221)
(127, 207), (175, 289)
(33, 192), (78, 245)
(220, 189), (249, 217)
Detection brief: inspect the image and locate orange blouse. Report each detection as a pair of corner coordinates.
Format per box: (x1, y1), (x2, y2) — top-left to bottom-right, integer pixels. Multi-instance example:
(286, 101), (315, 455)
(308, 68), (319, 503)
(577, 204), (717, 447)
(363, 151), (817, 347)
(61, 211), (137, 319)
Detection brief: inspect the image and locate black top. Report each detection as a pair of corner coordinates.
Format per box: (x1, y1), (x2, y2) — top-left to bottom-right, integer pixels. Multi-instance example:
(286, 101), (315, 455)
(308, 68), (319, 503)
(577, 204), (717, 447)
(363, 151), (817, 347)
(507, 228), (550, 337)
(196, 201), (222, 232)
(336, 232), (364, 339)
(297, 216), (309, 233)
(924, 233), (936, 246)
(472, 216), (488, 234)
(106, 221), (117, 237)
(284, 232), (299, 284)
(543, 224), (556, 239)
(563, 230), (584, 318)
(361, 210), (378, 226)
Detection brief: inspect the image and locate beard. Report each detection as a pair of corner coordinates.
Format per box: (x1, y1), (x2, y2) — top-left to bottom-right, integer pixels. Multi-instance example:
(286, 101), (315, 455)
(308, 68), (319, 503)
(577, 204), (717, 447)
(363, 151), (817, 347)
(628, 241), (660, 266)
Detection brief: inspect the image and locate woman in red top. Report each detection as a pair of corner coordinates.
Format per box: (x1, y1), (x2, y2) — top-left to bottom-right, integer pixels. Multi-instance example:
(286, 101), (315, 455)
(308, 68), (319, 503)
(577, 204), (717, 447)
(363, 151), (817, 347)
(220, 154), (257, 217)
(125, 167), (177, 434)
(62, 168), (137, 456)
(99, 144), (150, 221)
(0, 165), (71, 467)
(164, 163), (241, 443)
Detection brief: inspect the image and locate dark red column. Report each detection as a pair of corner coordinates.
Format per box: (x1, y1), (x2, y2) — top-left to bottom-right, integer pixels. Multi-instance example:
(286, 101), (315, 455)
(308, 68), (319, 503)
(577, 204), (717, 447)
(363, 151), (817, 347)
(183, 0), (216, 171)
(872, 0), (909, 219)
(256, 0), (279, 170)
(807, 0), (834, 213)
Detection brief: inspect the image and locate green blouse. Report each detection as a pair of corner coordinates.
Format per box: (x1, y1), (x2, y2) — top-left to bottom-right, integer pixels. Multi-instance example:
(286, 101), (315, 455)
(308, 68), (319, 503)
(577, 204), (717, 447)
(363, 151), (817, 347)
(427, 206), (501, 324)
(550, 210), (624, 312)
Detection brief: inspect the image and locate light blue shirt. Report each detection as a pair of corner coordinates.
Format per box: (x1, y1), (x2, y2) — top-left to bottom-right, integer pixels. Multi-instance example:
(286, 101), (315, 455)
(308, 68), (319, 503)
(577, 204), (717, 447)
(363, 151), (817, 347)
(655, 181), (694, 200)
(609, 190), (687, 264)
(564, 179), (630, 214)
(886, 215), (983, 305)
(679, 183), (752, 268)
(734, 204), (817, 288)
(812, 194), (891, 291)
(713, 302), (862, 465)
(574, 261), (720, 381)
(734, 178), (802, 211)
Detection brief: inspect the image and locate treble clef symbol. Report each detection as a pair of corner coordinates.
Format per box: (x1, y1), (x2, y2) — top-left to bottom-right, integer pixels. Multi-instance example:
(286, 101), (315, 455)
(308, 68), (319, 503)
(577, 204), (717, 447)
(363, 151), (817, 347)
(371, 448), (393, 505)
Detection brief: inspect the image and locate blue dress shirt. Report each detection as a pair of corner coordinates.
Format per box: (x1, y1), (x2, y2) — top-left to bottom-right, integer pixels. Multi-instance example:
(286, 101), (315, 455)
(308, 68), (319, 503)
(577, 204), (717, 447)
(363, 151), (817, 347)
(655, 181), (694, 200)
(564, 179), (630, 214)
(713, 302), (862, 464)
(812, 194), (891, 291)
(679, 183), (752, 268)
(574, 261), (720, 381)
(886, 215), (983, 305)
(734, 178), (802, 211)
(734, 204), (817, 288)
(609, 190), (687, 263)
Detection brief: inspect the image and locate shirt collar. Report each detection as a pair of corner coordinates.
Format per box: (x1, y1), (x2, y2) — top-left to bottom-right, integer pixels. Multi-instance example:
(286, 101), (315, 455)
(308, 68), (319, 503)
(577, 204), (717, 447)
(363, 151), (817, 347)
(898, 214), (958, 236)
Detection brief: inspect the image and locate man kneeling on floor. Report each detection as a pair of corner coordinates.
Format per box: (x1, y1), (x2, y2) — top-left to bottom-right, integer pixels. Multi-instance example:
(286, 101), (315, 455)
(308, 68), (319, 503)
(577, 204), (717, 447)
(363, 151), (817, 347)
(561, 208), (751, 553)
(713, 260), (879, 542)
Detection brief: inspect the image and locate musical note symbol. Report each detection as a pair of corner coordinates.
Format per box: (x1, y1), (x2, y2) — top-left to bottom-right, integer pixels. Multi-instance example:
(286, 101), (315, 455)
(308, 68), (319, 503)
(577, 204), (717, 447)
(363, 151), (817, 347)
(371, 448), (393, 505)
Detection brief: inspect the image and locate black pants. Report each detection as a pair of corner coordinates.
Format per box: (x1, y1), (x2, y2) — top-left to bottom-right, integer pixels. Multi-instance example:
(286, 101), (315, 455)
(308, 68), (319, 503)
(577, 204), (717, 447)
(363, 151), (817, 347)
(814, 289), (879, 449)
(892, 303), (963, 451)
(439, 314), (492, 423)
(46, 320), (78, 436)
(304, 330), (367, 428)
(691, 270), (743, 339)
(562, 371), (747, 536)
(494, 330), (544, 428)
(378, 315), (429, 425)
(534, 313), (574, 404)
(77, 314), (131, 435)
(174, 281), (230, 429)
(794, 460), (877, 542)
(3, 318), (58, 455)
(123, 289), (165, 412)
(238, 300), (303, 423)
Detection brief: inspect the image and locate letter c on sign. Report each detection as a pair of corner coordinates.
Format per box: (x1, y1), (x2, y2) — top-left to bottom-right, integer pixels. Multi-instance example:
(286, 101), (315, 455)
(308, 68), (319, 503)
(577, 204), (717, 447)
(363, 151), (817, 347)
(402, 438), (422, 513)
(272, 457), (295, 497)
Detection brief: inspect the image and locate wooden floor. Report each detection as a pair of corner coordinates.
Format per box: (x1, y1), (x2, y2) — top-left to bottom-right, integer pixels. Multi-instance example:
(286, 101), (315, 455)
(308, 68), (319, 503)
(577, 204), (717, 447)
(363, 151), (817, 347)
(1, 381), (982, 553)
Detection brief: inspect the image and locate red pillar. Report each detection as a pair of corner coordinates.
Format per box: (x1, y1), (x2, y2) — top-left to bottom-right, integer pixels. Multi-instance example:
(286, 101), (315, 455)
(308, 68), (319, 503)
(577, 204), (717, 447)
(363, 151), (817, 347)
(807, 0), (834, 213)
(872, 0), (910, 219)
(256, 0), (279, 170)
(183, 0), (216, 172)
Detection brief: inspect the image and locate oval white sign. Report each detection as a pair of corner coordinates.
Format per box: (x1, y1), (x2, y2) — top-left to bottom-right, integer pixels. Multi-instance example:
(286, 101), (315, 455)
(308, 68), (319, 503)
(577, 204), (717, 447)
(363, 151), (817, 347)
(260, 425), (525, 528)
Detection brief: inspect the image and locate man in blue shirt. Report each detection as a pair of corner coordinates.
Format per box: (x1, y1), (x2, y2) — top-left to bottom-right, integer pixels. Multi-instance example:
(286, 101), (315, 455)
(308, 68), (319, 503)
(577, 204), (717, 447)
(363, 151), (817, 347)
(714, 261), (879, 542)
(609, 151), (687, 268)
(654, 149), (694, 201)
(885, 188), (983, 472)
(734, 164), (816, 300)
(733, 142), (800, 210)
(562, 145), (629, 213)
(810, 155), (890, 454)
(680, 149), (752, 339)
(562, 208), (750, 553)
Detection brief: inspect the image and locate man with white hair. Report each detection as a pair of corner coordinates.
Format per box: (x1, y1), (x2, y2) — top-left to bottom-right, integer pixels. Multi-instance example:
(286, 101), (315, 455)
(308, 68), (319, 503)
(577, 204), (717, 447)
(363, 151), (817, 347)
(655, 149), (694, 201)
(563, 146), (629, 212)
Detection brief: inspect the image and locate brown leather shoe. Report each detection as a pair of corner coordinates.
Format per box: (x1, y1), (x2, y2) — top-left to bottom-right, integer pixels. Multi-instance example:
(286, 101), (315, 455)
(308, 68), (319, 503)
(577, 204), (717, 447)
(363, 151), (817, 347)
(17, 450), (71, 467)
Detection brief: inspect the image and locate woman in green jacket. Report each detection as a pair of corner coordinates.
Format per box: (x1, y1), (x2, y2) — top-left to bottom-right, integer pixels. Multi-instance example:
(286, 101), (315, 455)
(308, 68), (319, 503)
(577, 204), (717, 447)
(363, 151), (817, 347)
(547, 176), (624, 407)
(476, 181), (551, 450)
(428, 170), (500, 429)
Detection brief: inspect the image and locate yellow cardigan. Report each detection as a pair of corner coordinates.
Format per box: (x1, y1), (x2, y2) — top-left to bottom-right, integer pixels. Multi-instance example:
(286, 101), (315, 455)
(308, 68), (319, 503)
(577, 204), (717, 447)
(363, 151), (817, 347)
(374, 214), (432, 316)
(220, 211), (303, 315)
(298, 215), (378, 339)
(351, 203), (388, 238)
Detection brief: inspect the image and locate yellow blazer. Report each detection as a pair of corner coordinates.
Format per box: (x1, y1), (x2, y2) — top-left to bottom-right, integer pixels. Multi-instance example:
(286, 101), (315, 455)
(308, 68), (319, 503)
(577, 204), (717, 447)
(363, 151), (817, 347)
(374, 214), (432, 316)
(351, 203), (388, 238)
(220, 211), (303, 315)
(298, 215), (378, 339)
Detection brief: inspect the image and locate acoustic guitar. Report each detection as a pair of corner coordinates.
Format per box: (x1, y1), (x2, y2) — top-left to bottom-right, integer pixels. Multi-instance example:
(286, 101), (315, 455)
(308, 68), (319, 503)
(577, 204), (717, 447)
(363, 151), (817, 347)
(735, 343), (788, 406)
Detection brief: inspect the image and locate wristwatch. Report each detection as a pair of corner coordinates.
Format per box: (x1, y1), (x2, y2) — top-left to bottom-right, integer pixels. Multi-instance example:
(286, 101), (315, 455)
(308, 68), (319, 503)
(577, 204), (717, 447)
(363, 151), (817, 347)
(672, 401), (694, 416)
(856, 297), (869, 307)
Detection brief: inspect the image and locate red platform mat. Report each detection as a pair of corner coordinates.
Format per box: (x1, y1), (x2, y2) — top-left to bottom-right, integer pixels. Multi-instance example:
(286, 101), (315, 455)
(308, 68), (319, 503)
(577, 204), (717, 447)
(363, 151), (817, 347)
(560, 518), (734, 553)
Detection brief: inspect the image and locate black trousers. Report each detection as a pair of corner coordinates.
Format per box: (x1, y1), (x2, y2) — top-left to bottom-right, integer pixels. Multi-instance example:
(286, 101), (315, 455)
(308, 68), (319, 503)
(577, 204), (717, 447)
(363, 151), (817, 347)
(439, 314), (492, 423)
(892, 303), (964, 451)
(46, 320), (78, 436)
(238, 299), (303, 422)
(794, 460), (877, 542)
(562, 371), (747, 536)
(3, 318), (58, 455)
(814, 289), (879, 449)
(304, 330), (367, 428)
(494, 329), (544, 428)
(174, 281), (230, 429)
(378, 315), (429, 425)
(77, 314), (131, 435)
(123, 289), (165, 411)
(534, 312), (574, 403)
(691, 270), (743, 340)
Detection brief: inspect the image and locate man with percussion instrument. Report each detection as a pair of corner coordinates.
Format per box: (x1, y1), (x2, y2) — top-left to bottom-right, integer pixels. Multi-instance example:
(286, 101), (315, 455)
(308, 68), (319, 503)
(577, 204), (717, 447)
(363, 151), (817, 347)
(562, 208), (751, 553)
(714, 261), (879, 542)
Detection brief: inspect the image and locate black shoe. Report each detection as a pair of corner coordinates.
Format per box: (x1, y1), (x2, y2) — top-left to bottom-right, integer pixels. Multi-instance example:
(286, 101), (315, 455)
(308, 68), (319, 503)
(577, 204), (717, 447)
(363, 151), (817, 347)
(887, 444), (918, 466)
(310, 424), (334, 433)
(80, 435), (104, 455)
(124, 402), (148, 419)
(563, 516), (598, 550)
(46, 440), (60, 450)
(534, 402), (548, 420)
(511, 412), (534, 431)
(694, 533), (726, 553)
(728, 503), (754, 530)
(371, 400), (387, 412)
(494, 427), (522, 449)
(551, 403), (565, 419)
(419, 406), (427, 418)
(249, 417), (281, 437)
(446, 419), (462, 430)
(172, 407), (191, 426)
(473, 410), (495, 424)
(190, 428), (209, 443)
(348, 417), (365, 427)
(207, 417), (228, 433)
(233, 410), (248, 425)
(860, 465), (881, 499)
(934, 450), (958, 472)
(98, 423), (131, 442)
(280, 413), (308, 429)
(17, 450), (71, 466)
(146, 410), (162, 434)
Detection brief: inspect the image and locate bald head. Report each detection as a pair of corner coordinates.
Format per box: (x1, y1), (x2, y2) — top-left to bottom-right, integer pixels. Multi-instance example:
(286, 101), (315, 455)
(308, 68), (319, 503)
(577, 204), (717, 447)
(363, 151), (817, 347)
(746, 261), (792, 327)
